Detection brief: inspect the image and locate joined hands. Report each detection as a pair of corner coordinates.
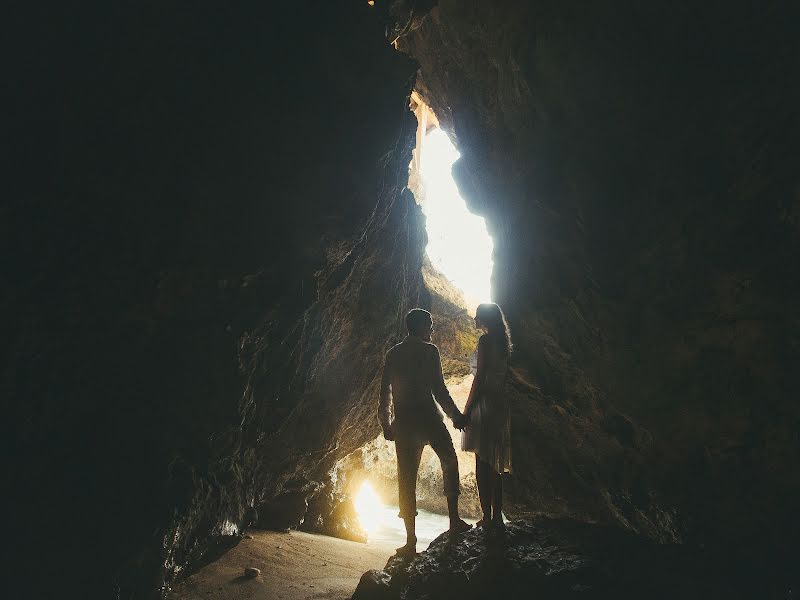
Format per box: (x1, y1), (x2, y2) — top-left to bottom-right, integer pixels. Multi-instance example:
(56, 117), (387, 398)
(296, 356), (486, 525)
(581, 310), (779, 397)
(384, 413), (468, 439)
(452, 412), (469, 430)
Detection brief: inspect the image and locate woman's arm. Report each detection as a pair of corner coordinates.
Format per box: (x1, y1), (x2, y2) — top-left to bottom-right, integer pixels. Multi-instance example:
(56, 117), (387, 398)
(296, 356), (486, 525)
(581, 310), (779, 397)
(463, 336), (488, 417)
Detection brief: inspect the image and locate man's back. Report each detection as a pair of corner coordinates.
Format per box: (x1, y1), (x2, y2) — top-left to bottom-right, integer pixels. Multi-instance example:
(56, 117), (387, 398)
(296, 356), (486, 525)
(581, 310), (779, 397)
(379, 335), (458, 431)
(376, 309), (470, 549)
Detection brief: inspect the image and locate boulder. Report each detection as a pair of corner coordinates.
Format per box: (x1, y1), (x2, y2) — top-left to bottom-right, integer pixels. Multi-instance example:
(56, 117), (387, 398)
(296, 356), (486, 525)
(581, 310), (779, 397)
(301, 484), (367, 543)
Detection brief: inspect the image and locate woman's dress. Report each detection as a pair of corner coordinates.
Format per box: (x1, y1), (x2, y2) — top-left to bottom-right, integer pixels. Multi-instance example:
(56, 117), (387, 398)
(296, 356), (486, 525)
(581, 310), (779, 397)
(461, 339), (512, 473)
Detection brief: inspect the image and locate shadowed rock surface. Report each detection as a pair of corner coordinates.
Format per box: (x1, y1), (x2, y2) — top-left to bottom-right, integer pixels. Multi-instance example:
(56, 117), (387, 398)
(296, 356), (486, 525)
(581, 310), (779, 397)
(5, 0), (800, 598)
(398, 0), (800, 550)
(6, 3), (425, 597)
(352, 518), (793, 600)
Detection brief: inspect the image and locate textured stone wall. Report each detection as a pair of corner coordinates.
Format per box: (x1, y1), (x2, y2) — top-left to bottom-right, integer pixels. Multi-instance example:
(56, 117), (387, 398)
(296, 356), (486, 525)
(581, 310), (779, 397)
(6, 1), (800, 597)
(5, 3), (427, 598)
(398, 0), (800, 552)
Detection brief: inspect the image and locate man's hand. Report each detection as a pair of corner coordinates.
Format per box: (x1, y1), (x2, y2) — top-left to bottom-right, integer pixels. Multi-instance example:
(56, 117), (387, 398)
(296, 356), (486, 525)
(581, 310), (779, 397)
(452, 412), (468, 430)
(382, 422), (395, 441)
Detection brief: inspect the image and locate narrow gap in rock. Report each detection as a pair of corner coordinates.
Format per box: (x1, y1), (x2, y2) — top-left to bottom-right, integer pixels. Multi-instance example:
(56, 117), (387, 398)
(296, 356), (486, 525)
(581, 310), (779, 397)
(330, 93), (495, 549)
(409, 92), (494, 314)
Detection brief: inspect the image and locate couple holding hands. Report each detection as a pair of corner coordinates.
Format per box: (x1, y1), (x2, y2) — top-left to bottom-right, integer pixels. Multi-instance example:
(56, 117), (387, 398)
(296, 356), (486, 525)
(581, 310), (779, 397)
(378, 303), (512, 556)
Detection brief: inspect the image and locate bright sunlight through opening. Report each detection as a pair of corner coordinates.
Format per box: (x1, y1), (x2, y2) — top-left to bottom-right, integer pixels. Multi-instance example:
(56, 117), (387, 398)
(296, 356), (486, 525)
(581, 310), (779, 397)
(419, 128), (493, 308)
(352, 479), (465, 547)
(354, 481), (383, 535)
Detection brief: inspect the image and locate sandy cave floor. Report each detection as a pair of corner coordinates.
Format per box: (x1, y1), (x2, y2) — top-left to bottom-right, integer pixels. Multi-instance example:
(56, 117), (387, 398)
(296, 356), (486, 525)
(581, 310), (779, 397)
(168, 530), (395, 600)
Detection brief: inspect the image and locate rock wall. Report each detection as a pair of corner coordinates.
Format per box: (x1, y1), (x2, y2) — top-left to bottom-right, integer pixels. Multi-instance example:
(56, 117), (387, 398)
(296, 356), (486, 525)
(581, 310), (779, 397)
(7, 1), (800, 596)
(330, 265), (483, 522)
(4, 3), (428, 598)
(397, 0), (800, 553)
(352, 518), (769, 600)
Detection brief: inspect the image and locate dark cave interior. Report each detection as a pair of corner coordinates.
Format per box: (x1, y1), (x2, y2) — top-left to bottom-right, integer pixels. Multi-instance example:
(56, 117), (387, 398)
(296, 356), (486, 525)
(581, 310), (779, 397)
(4, 1), (800, 598)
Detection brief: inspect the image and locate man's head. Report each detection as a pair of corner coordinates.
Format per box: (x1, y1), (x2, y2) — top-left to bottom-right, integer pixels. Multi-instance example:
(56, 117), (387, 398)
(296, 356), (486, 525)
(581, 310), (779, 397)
(406, 308), (434, 342)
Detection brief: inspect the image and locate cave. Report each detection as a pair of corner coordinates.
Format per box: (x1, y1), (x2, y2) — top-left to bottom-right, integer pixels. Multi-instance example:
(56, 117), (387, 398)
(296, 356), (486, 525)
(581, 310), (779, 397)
(301, 92), (494, 547)
(6, 1), (799, 599)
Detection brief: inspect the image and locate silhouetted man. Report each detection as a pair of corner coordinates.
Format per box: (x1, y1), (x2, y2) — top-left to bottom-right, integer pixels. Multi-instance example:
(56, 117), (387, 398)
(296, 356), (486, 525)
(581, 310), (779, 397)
(378, 308), (471, 556)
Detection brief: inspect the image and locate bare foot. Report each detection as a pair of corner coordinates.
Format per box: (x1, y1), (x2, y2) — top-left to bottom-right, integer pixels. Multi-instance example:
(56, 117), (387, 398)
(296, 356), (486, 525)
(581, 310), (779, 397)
(395, 538), (417, 557)
(448, 519), (472, 534)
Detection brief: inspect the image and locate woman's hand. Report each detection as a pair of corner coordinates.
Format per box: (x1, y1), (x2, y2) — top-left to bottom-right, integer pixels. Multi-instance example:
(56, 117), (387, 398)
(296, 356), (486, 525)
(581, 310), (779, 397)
(453, 416), (462, 430)
(453, 411), (469, 430)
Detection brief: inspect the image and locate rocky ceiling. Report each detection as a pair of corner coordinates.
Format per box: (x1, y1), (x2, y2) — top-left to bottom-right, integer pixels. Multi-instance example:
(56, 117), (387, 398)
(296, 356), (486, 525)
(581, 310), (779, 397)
(5, 1), (799, 598)
(396, 0), (799, 559)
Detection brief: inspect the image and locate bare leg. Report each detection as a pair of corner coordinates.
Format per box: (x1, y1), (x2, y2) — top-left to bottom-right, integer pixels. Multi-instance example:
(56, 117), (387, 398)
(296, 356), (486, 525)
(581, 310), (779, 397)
(475, 454), (491, 525)
(445, 495), (457, 523)
(395, 437), (423, 555)
(446, 496), (471, 533)
(491, 470), (504, 526)
(430, 422), (470, 533)
(397, 516), (417, 555)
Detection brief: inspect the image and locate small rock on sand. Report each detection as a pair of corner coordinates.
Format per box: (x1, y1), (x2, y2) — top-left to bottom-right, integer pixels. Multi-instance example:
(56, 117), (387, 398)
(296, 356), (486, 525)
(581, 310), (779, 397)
(244, 567), (261, 578)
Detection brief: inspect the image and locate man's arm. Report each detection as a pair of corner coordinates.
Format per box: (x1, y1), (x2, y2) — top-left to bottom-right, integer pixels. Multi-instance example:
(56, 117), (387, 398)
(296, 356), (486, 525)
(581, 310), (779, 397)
(429, 345), (463, 425)
(378, 351), (393, 439)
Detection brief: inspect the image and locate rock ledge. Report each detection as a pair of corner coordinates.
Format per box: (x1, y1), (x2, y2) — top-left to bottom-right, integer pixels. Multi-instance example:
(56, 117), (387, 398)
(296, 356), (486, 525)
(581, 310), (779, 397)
(352, 518), (773, 599)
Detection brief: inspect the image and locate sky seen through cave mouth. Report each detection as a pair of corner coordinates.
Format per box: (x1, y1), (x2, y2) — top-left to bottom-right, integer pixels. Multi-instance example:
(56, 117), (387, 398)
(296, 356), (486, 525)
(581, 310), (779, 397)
(419, 128), (493, 310)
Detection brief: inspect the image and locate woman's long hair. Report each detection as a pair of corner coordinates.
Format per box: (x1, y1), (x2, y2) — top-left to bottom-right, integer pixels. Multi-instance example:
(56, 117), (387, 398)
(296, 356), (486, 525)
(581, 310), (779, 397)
(476, 303), (512, 356)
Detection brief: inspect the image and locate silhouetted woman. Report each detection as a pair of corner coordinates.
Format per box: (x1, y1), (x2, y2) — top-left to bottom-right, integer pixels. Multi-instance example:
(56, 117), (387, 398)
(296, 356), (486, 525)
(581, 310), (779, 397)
(461, 302), (512, 527)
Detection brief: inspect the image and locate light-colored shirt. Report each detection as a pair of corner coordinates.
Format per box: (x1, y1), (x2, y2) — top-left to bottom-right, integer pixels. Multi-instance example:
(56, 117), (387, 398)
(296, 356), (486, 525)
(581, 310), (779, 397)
(378, 335), (459, 431)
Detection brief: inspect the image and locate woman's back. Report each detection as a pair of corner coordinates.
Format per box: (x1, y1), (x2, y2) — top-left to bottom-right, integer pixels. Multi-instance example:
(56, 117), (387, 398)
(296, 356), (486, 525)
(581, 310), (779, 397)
(464, 302), (514, 491)
(480, 334), (508, 391)
(463, 332), (512, 473)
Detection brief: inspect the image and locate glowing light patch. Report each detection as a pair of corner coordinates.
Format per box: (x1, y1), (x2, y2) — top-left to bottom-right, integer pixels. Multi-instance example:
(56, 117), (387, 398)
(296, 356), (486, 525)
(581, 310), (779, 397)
(419, 128), (493, 309)
(354, 481), (383, 534)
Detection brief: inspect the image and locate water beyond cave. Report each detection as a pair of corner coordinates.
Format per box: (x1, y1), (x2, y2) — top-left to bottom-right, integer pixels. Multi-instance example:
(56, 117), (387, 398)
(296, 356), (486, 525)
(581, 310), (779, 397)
(365, 504), (473, 548)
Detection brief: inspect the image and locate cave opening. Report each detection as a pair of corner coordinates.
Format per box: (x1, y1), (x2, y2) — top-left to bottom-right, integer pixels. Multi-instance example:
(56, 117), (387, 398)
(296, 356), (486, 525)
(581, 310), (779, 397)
(11, 0), (800, 597)
(333, 94), (495, 547)
(409, 93), (494, 314)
